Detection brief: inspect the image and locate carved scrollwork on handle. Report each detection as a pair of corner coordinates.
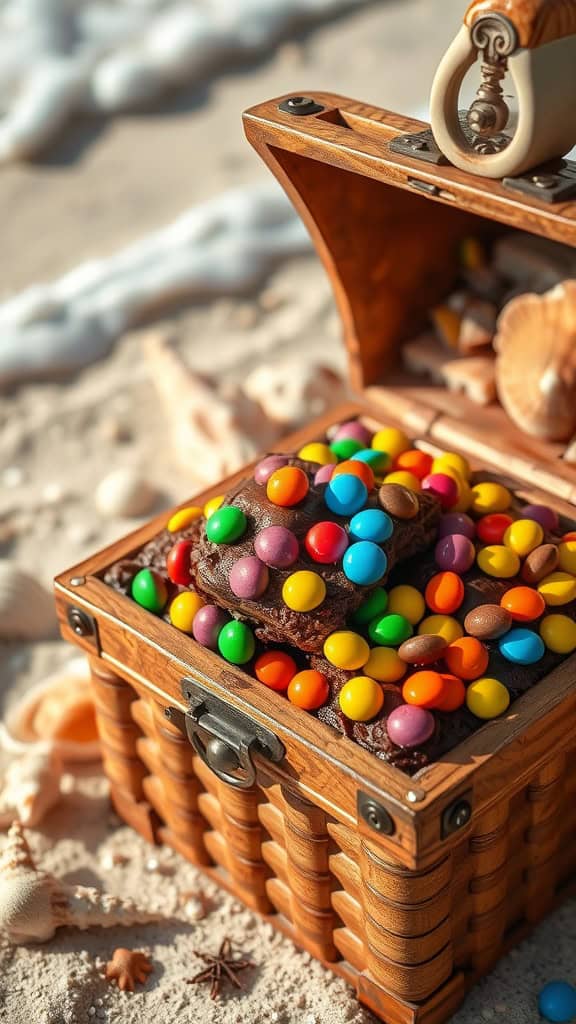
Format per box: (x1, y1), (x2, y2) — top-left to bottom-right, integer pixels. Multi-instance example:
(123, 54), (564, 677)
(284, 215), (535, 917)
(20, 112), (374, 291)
(470, 13), (519, 62)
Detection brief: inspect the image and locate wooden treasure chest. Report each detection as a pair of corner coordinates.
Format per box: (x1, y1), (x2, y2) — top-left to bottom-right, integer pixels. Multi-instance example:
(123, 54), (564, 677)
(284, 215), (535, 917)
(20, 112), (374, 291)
(55, 3), (576, 1022)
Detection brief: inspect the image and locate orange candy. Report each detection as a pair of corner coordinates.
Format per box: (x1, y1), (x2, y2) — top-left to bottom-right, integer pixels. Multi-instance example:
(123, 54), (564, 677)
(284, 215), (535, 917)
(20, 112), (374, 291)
(402, 670), (446, 709)
(255, 651), (297, 692)
(267, 466), (309, 507)
(436, 673), (466, 712)
(500, 586), (546, 623)
(563, 531), (576, 542)
(444, 637), (489, 680)
(425, 572), (465, 614)
(287, 670), (329, 710)
(393, 449), (433, 481)
(332, 459), (374, 490)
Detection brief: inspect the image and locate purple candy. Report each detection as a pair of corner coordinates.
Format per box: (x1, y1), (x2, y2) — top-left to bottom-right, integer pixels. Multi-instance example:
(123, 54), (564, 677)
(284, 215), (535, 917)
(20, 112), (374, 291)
(314, 463), (336, 485)
(333, 420), (372, 447)
(254, 525), (299, 568)
(192, 604), (229, 650)
(229, 556), (269, 600)
(435, 533), (475, 573)
(386, 705), (435, 748)
(437, 512), (476, 541)
(254, 454), (290, 486)
(521, 503), (559, 533)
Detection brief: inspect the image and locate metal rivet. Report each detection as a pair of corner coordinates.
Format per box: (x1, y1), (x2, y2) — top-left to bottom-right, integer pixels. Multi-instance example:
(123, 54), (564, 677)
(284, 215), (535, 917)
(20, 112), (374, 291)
(205, 737), (240, 776)
(70, 576), (85, 587)
(358, 793), (395, 836)
(67, 607), (93, 637)
(532, 174), (557, 188)
(406, 789), (424, 804)
(278, 96), (324, 117)
(442, 799), (472, 838)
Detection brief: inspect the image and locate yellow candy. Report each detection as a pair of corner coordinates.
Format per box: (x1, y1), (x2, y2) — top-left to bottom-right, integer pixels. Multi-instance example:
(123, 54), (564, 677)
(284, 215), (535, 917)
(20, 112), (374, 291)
(451, 480), (473, 514)
(339, 676), (384, 722)
(168, 591), (205, 632)
(466, 677), (510, 720)
(558, 540), (576, 575)
(503, 519), (544, 557)
(537, 571), (576, 607)
(418, 615), (463, 644)
(372, 427), (410, 459)
(324, 631), (370, 671)
(282, 571), (326, 612)
(298, 442), (333, 466)
(470, 482), (511, 515)
(477, 545), (520, 579)
(363, 647), (406, 683)
(432, 452), (471, 481)
(204, 495), (224, 519)
(167, 506), (203, 532)
(540, 614), (576, 654)
(383, 470), (421, 492)
(387, 585), (426, 625)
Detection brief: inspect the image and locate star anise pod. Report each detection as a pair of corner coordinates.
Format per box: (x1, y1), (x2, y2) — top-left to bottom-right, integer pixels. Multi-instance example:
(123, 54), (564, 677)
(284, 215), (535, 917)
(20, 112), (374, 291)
(186, 937), (256, 1000)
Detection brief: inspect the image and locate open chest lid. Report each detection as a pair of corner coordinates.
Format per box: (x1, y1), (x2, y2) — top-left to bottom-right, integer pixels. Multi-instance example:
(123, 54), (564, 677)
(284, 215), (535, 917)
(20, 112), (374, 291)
(242, 92), (576, 504)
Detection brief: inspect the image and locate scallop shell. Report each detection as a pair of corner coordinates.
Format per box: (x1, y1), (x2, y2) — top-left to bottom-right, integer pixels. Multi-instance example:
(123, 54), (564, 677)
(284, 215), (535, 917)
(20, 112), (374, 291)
(495, 281), (576, 441)
(0, 561), (57, 641)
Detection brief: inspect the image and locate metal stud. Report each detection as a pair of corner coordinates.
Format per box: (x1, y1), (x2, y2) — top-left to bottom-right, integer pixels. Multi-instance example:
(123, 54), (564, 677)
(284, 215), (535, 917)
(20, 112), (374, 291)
(357, 792), (395, 836)
(442, 798), (472, 838)
(278, 96), (324, 116)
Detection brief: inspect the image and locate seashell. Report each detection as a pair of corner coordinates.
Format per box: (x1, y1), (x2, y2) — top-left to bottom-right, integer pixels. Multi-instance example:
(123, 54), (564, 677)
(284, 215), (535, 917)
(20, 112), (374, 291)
(495, 282), (576, 441)
(242, 359), (345, 426)
(0, 748), (63, 828)
(3, 657), (100, 763)
(0, 561), (57, 641)
(0, 822), (171, 945)
(95, 469), (158, 519)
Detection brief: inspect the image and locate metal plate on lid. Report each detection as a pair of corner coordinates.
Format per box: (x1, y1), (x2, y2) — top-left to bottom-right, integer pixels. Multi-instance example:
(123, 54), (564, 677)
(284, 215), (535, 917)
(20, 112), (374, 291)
(503, 160), (576, 204)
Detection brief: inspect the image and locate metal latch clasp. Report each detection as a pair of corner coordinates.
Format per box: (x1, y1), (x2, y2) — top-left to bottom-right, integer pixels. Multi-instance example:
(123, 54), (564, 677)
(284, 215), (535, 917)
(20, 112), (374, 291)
(176, 678), (285, 789)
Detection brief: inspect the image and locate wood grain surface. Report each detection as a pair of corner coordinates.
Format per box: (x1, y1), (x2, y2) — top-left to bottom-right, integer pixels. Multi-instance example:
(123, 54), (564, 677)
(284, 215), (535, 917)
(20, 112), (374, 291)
(465, 0), (576, 49)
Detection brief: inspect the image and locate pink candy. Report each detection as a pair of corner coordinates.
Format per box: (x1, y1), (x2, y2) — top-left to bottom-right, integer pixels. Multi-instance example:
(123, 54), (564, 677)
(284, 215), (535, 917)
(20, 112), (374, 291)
(435, 533), (475, 574)
(332, 420), (372, 447)
(314, 463), (336, 485)
(254, 455), (290, 485)
(386, 705), (435, 748)
(254, 525), (299, 568)
(422, 473), (459, 510)
(229, 556), (269, 600)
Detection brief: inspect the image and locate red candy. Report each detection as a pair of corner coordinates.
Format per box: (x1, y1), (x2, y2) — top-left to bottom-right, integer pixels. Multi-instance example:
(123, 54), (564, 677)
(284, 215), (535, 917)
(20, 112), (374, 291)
(421, 473), (459, 509)
(394, 449), (433, 481)
(425, 572), (465, 614)
(255, 651), (297, 691)
(402, 670), (446, 709)
(563, 531), (576, 542)
(332, 459), (375, 491)
(305, 521), (349, 564)
(476, 513), (514, 545)
(436, 673), (466, 712)
(444, 637), (489, 680)
(166, 540), (193, 586)
(500, 586), (546, 622)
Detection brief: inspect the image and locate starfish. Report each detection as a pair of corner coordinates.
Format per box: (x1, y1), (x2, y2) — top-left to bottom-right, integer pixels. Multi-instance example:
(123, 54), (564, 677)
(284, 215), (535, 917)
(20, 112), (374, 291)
(186, 937), (256, 1000)
(105, 948), (153, 991)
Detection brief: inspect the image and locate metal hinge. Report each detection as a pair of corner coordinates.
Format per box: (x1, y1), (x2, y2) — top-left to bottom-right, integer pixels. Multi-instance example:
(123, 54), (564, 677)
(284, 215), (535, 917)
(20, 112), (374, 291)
(502, 160), (576, 204)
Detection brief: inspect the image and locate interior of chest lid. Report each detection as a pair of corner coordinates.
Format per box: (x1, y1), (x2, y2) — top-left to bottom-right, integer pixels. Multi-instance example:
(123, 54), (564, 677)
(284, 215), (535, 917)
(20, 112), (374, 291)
(243, 93), (576, 501)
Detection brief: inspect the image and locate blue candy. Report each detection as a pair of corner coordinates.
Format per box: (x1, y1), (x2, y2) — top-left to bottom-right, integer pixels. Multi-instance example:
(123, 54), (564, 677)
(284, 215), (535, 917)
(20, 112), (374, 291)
(343, 541), (388, 586)
(352, 448), (389, 471)
(538, 981), (576, 1023)
(325, 474), (367, 517)
(349, 508), (394, 544)
(499, 627), (545, 665)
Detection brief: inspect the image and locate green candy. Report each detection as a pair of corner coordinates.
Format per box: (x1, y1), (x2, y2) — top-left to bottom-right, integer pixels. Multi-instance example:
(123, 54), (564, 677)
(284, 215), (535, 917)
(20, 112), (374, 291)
(369, 613), (412, 647)
(352, 449), (390, 471)
(131, 568), (168, 614)
(351, 587), (388, 627)
(206, 505), (247, 544)
(330, 438), (363, 461)
(218, 620), (256, 665)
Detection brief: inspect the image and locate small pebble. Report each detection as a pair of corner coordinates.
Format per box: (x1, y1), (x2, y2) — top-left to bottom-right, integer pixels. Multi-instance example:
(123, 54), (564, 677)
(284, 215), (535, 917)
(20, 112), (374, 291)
(95, 468), (157, 519)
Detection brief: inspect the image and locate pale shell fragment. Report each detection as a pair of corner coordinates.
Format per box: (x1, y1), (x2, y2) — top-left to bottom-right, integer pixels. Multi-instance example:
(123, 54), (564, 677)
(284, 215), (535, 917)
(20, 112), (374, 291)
(0, 561), (58, 641)
(95, 468), (158, 519)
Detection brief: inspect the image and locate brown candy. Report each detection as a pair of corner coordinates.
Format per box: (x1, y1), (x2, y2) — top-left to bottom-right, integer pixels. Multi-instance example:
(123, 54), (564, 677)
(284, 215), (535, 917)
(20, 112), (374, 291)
(378, 483), (419, 520)
(521, 543), (560, 585)
(464, 604), (512, 641)
(398, 634), (448, 665)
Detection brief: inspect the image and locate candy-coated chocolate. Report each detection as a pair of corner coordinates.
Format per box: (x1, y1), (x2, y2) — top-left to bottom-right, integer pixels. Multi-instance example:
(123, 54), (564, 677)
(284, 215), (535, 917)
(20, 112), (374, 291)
(398, 634), (448, 665)
(343, 541), (388, 586)
(254, 454), (290, 485)
(324, 630), (370, 670)
(255, 651), (297, 691)
(314, 463), (336, 485)
(386, 705), (435, 748)
(437, 512), (476, 540)
(425, 572), (464, 615)
(538, 571), (576, 606)
(217, 621), (256, 665)
(387, 585), (426, 625)
(131, 568), (168, 614)
(521, 503), (559, 532)
(349, 508), (393, 544)
(206, 505), (247, 545)
(167, 506), (202, 532)
(476, 513), (514, 545)
(330, 437), (364, 461)
(464, 604), (512, 640)
(503, 519), (544, 557)
(363, 647), (406, 683)
(558, 539), (576, 575)
(435, 533), (475, 573)
(352, 448), (389, 472)
(305, 521), (349, 564)
(451, 480), (474, 513)
(500, 585), (545, 622)
(444, 637), (489, 680)
(229, 556), (269, 600)
(432, 451), (471, 481)
(333, 420), (372, 447)
(402, 670), (446, 709)
(166, 539), (193, 586)
(287, 670), (329, 710)
(339, 676), (384, 722)
(419, 615), (463, 644)
(267, 466), (309, 507)
(471, 482), (512, 515)
(325, 474), (367, 516)
(498, 627), (545, 665)
(436, 673), (466, 712)
(521, 543), (560, 585)
(378, 483), (419, 520)
(297, 442), (333, 465)
(421, 473), (459, 509)
(466, 677), (510, 719)
(204, 495), (224, 519)
(369, 613), (413, 647)
(332, 458), (375, 490)
(477, 544), (520, 579)
(371, 427), (410, 459)
(350, 587), (388, 626)
(540, 614), (576, 654)
(563, 531), (576, 542)
(282, 571), (326, 612)
(383, 470), (421, 492)
(168, 591), (205, 633)
(394, 449), (433, 480)
(192, 604), (229, 649)
(254, 525), (299, 568)
(538, 981), (576, 1024)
